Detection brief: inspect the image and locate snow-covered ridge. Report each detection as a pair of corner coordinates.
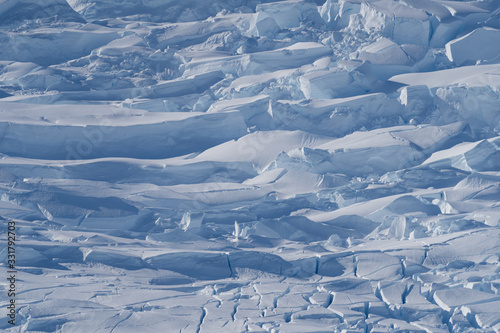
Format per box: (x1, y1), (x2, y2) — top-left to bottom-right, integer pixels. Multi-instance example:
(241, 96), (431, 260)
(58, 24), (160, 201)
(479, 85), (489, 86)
(0, 0), (499, 332)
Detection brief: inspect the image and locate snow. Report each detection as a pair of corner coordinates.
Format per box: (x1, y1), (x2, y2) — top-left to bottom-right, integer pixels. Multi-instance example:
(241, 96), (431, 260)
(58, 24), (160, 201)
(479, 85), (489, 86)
(0, 0), (499, 332)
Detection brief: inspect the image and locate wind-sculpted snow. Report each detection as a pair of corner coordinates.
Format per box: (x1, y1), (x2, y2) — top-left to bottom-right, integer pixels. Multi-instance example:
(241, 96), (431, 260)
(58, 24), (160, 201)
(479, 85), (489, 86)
(0, 0), (499, 332)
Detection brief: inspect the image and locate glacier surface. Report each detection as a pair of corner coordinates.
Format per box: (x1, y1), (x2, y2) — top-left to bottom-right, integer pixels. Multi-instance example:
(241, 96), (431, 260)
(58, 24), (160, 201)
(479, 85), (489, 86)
(0, 0), (500, 332)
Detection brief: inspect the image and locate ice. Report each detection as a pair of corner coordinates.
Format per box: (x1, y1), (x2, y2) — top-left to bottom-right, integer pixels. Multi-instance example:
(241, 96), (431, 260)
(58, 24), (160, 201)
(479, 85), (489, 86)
(390, 63), (500, 88)
(179, 211), (205, 231)
(357, 38), (414, 66)
(83, 249), (145, 269)
(424, 231), (500, 266)
(398, 85), (434, 121)
(451, 173), (500, 200)
(351, 38), (434, 79)
(1, 0), (499, 331)
(271, 93), (403, 136)
(270, 123), (468, 177)
(446, 27), (500, 65)
(434, 287), (500, 312)
(299, 66), (375, 99)
(429, 17), (462, 48)
(67, 0), (276, 23)
(145, 252), (232, 280)
(322, 0), (434, 47)
(0, 0), (84, 26)
(244, 11), (281, 37)
(424, 137), (500, 172)
(0, 101), (247, 159)
(228, 250), (293, 275)
(183, 42), (332, 76)
(0, 246), (48, 266)
(0, 25), (119, 66)
(206, 95), (274, 129)
(320, 0), (361, 29)
(256, 0), (323, 29)
(359, 1), (431, 46)
(437, 0), (490, 18)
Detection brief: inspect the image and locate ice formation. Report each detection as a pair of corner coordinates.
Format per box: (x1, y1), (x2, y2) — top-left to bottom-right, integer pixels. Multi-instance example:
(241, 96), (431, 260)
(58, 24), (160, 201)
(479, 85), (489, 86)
(0, 0), (499, 332)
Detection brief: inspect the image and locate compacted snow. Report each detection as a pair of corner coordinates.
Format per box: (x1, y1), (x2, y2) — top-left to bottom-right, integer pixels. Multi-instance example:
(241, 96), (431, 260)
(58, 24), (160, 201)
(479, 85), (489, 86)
(0, 0), (499, 332)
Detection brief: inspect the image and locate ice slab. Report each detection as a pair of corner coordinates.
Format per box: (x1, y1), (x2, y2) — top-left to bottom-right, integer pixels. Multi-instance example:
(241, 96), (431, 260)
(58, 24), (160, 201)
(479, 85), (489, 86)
(183, 42), (332, 76)
(0, 25), (118, 66)
(271, 93), (403, 136)
(0, 101), (247, 159)
(256, 0), (323, 29)
(0, 0), (85, 26)
(446, 27), (500, 65)
(424, 137), (500, 172)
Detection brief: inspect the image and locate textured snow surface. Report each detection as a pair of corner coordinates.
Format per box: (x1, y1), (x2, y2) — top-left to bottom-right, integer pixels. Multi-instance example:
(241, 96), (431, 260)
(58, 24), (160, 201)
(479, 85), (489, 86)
(0, 0), (500, 332)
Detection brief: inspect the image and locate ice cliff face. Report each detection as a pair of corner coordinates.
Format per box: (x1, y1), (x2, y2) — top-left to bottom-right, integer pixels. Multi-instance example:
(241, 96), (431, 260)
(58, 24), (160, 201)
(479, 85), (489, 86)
(1, 0), (500, 332)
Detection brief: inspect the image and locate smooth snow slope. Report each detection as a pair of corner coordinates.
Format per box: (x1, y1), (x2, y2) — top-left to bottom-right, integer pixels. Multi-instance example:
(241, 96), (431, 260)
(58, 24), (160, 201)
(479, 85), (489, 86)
(0, 0), (500, 332)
